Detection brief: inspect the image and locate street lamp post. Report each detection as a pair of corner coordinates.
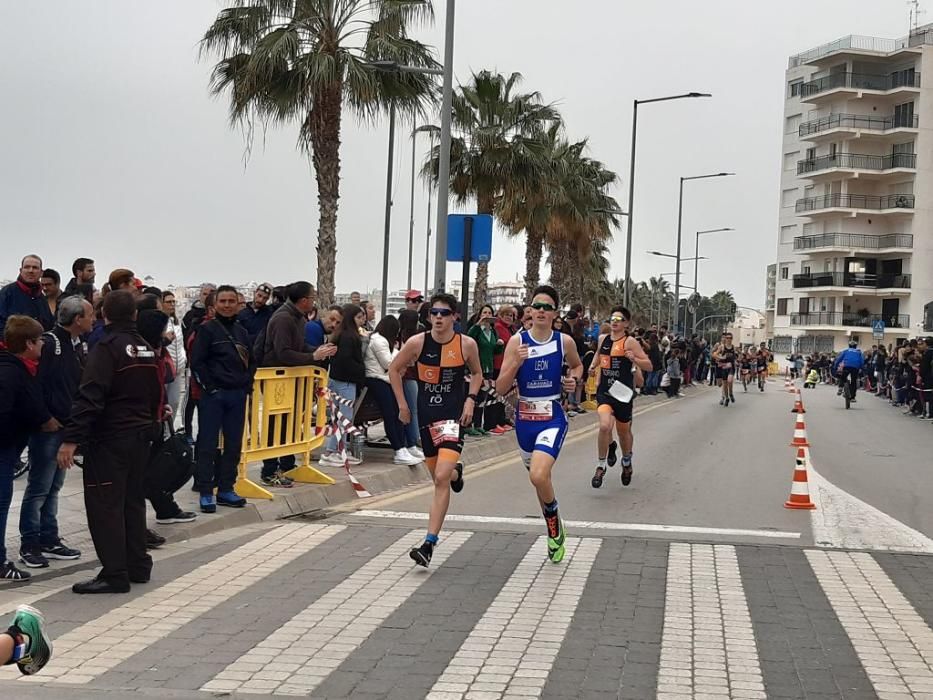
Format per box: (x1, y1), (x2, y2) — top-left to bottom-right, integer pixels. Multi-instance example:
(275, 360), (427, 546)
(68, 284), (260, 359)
(433, 0), (456, 295)
(693, 227), (734, 329)
(623, 92), (711, 308)
(408, 125), (436, 291)
(674, 172), (734, 333)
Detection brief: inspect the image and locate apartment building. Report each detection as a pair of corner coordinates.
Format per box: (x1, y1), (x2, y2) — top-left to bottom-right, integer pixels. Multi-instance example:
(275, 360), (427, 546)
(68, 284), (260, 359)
(770, 27), (933, 354)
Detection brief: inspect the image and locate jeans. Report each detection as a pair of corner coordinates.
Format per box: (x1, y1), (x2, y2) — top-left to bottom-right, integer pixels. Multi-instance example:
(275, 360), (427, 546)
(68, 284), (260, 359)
(403, 379), (419, 447)
(165, 373), (186, 429)
(324, 379), (357, 453)
(0, 444), (21, 564)
(642, 371), (656, 394)
(19, 430), (66, 550)
(366, 378), (405, 451)
(196, 389), (247, 494)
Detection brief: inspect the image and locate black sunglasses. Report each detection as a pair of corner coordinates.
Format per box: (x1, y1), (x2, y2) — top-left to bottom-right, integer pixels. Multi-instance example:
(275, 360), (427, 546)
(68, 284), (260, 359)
(530, 302), (556, 312)
(429, 308), (453, 317)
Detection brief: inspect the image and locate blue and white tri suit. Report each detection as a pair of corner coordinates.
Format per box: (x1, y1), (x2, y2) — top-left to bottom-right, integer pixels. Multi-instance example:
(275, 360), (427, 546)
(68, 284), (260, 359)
(514, 329), (569, 467)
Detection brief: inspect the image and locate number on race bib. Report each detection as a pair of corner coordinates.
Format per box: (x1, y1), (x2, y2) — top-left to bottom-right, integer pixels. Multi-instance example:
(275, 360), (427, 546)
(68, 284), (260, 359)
(517, 400), (554, 422)
(428, 420), (460, 447)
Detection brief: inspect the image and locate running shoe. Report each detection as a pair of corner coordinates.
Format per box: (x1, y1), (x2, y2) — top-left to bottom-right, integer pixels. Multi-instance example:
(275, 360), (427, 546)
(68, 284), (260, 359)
(545, 514), (566, 563)
(318, 452), (346, 468)
(450, 462), (464, 493)
(18, 550), (49, 569)
(490, 426), (509, 435)
(464, 427), (484, 437)
(261, 472), (294, 488)
(8, 605), (52, 675)
(591, 466), (606, 489)
(607, 441), (618, 467)
(408, 445), (425, 461)
(621, 458), (633, 486)
(409, 541), (433, 568)
(0, 560), (30, 581)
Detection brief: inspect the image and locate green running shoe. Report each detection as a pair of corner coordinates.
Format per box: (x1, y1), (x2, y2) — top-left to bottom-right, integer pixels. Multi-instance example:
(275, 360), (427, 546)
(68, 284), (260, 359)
(545, 514), (566, 563)
(9, 605), (52, 675)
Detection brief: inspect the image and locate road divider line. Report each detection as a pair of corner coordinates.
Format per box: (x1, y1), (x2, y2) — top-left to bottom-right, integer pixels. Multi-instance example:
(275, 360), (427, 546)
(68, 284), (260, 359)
(429, 536), (600, 698)
(806, 550), (933, 696)
(202, 529), (471, 696)
(659, 543), (765, 697)
(352, 510), (801, 541)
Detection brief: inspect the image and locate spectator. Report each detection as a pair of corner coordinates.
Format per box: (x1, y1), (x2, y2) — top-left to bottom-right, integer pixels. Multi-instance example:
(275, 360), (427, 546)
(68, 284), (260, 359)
(1, 316), (59, 581)
(63, 258), (96, 297)
(258, 281), (336, 485)
(467, 304), (504, 435)
(364, 315), (422, 465)
(319, 304), (367, 467)
(183, 291), (216, 440)
(665, 347), (683, 398)
(107, 269), (137, 295)
(18, 297), (92, 570)
(921, 338), (933, 419)
(39, 269), (62, 320)
(305, 304), (342, 349)
(161, 290), (187, 422)
(398, 310), (423, 452)
(72, 283), (96, 305)
(182, 283), (216, 343)
(237, 283), (273, 347)
(404, 290), (424, 312)
(190, 285), (255, 513)
(361, 300), (376, 332)
(58, 290), (163, 594)
(350, 291), (362, 306)
(0, 255), (54, 334)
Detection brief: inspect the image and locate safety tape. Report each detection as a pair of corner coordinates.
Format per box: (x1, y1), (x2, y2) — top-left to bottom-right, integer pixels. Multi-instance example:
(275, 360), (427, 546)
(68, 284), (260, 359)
(317, 387), (370, 498)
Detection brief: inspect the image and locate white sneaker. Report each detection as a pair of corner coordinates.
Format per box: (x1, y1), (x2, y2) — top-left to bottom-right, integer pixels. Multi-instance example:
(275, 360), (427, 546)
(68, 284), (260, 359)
(393, 448), (422, 466)
(407, 445), (425, 461)
(318, 452), (345, 468)
(346, 454), (363, 465)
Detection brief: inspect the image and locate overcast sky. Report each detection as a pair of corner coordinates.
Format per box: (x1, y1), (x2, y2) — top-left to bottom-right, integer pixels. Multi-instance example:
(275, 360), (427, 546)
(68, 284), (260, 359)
(0, 1), (918, 307)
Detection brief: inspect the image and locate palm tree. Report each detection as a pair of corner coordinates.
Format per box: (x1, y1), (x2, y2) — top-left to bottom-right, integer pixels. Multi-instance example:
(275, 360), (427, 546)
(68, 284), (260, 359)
(428, 71), (558, 309)
(709, 290), (737, 317)
(202, 0), (438, 306)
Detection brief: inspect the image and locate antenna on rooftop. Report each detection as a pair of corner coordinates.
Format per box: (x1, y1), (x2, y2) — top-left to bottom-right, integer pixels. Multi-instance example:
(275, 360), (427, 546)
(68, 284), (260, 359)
(909, 0), (925, 33)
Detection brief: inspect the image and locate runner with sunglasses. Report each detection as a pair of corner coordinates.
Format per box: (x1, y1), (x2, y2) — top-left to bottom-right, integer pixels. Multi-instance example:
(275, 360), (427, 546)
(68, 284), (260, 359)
(711, 332), (737, 406)
(588, 306), (653, 488)
(389, 293), (483, 568)
(497, 285), (583, 563)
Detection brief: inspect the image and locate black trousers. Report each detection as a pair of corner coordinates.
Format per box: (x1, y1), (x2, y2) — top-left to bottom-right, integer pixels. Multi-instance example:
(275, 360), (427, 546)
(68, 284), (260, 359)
(83, 431), (153, 585)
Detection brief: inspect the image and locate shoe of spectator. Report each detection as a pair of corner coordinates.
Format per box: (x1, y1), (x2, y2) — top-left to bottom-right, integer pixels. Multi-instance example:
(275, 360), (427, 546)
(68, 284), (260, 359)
(275, 470), (294, 484)
(156, 509), (198, 524)
(260, 473), (294, 488)
(574, 407), (587, 414)
(145, 530), (166, 549)
(0, 560), (31, 581)
(318, 452), (346, 468)
(464, 427), (483, 437)
(217, 491), (246, 508)
(408, 445), (425, 461)
(345, 455), (362, 466)
(490, 426), (509, 435)
(199, 495), (216, 513)
(39, 541), (80, 561)
(393, 448), (422, 466)
(18, 550), (49, 569)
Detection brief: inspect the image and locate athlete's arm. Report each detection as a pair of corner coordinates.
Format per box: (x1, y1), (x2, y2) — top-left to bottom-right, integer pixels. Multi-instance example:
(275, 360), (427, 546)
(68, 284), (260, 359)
(495, 334), (525, 396)
(561, 334), (584, 392)
(588, 334), (607, 376)
(388, 334), (424, 425)
(625, 335), (653, 371)
(461, 335), (483, 426)
(711, 343), (723, 361)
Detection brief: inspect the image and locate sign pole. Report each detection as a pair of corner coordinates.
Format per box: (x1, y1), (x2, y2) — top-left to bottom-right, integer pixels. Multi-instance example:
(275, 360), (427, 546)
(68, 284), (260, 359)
(460, 216), (473, 319)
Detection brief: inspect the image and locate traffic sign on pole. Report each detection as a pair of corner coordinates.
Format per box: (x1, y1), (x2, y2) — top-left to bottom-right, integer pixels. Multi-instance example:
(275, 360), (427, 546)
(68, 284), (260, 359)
(872, 319), (885, 340)
(446, 214), (493, 262)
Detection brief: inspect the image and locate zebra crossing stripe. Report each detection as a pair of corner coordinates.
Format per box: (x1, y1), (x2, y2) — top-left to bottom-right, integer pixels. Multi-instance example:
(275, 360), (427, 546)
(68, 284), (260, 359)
(658, 543), (766, 698)
(201, 529), (472, 696)
(427, 536), (601, 699)
(1, 523), (344, 685)
(806, 550), (933, 696)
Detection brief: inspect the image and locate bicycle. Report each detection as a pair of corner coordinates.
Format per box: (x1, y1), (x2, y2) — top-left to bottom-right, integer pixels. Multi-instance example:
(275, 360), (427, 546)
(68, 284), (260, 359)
(838, 373), (855, 409)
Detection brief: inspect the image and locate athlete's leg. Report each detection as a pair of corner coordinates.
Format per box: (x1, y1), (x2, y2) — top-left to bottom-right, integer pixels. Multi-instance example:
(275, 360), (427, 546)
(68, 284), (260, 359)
(616, 420), (634, 484)
(596, 405), (614, 458)
(525, 418), (568, 563)
(528, 451), (557, 509)
(425, 450), (460, 537)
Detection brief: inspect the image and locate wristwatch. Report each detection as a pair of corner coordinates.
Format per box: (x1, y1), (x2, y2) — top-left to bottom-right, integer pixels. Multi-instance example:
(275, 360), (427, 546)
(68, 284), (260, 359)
(466, 393), (478, 401)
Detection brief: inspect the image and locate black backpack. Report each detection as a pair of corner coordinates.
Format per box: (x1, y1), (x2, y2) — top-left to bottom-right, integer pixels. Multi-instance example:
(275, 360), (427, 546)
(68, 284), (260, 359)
(148, 423), (195, 494)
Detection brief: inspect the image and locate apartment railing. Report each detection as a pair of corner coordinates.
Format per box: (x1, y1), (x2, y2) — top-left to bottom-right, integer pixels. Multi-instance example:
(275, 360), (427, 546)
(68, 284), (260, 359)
(799, 113), (919, 137)
(793, 233), (913, 251)
(789, 36), (900, 68)
(791, 272), (911, 289)
(797, 152), (916, 175)
(790, 312), (910, 328)
(800, 71), (920, 97)
(795, 193), (915, 213)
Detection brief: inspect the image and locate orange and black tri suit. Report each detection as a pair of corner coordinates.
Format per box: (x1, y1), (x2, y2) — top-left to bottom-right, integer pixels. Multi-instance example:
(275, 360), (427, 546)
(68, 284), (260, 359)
(596, 334), (635, 423)
(416, 332), (466, 461)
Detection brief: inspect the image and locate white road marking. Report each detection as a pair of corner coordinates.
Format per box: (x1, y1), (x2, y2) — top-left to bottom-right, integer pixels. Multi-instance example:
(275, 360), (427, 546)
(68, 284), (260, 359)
(428, 536), (600, 699)
(658, 543), (766, 698)
(807, 550), (933, 696)
(202, 530), (471, 696)
(808, 461), (933, 553)
(4, 523), (344, 684)
(353, 510), (801, 540)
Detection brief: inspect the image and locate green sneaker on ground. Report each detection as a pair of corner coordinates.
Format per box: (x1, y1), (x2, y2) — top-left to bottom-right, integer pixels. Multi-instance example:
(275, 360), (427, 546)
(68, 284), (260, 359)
(9, 605), (52, 675)
(545, 514), (566, 563)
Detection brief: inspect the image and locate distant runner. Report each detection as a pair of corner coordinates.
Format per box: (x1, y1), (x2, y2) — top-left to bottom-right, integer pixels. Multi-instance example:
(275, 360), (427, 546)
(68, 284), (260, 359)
(711, 332), (737, 406)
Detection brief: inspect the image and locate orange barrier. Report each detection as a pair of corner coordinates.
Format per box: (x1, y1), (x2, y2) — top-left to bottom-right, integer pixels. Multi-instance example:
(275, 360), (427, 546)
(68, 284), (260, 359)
(235, 366), (333, 500)
(790, 414), (810, 447)
(784, 446), (816, 509)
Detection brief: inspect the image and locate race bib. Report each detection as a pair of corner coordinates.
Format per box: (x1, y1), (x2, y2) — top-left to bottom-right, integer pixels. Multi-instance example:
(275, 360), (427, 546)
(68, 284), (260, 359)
(428, 420), (460, 447)
(518, 400), (553, 421)
(607, 380), (634, 404)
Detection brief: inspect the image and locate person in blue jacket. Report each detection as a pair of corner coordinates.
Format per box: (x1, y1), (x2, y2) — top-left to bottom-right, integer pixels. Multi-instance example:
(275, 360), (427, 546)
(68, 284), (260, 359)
(833, 340), (865, 401)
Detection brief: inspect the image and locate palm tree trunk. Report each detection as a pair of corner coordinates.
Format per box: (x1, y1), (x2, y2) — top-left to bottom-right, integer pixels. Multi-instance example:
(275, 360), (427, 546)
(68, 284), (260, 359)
(308, 82), (343, 307)
(472, 191), (496, 313)
(548, 239), (573, 308)
(524, 228), (544, 302)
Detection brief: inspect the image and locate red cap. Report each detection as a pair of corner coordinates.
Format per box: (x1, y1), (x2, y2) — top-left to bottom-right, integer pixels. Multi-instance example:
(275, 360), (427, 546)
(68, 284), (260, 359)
(133, 277), (144, 290)
(404, 289), (423, 301)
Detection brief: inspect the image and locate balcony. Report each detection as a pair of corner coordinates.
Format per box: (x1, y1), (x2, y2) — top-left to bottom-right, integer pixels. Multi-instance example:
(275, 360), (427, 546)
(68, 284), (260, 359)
(790, 312), (910, 329)
(792, 271), (911, 290)
(795, 193), (914, 216)
(799, 113), (919, 139)
(797, 152), (916, 177)
(793, 233), (913, 254)
(800, 71), (920, 100)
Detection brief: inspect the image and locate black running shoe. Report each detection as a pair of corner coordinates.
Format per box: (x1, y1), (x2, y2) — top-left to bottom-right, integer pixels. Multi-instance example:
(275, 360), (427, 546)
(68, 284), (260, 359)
(607, 441), (618, 467)
(591, 466), (606, 488)
(621, 460), (633, 486)
(409, 542), (434, 568)
(450, 462), (464, 494)
(145, 529), (166, 550)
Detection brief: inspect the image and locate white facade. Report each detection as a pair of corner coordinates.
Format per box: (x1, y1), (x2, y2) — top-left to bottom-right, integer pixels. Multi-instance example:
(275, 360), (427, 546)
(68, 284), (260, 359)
(771, 28), (933, 354)
(487, 280), (525, 309)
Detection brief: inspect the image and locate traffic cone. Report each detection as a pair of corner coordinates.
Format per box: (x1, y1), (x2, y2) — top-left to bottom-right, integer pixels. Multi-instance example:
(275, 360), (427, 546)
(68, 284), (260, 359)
(791, 388), (806, 414)
(790, 415), (810, 447)
(784, 446), (816, 510)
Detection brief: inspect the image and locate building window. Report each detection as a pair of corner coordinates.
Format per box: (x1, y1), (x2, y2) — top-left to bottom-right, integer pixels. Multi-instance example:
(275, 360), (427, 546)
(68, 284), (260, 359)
(785, 114), (802, 135)
(781, 188), (798, 208)
(783, 151), (800, 171)
(789, 79), (804, 97)
(777, 298), (789, 315)
(780, 225), (796, 244)
(780, 265), (789, 280)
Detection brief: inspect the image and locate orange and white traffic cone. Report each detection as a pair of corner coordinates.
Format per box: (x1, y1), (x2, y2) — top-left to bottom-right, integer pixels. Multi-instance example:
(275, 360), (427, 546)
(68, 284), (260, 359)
(791, 388), (806, 414)
(784, 446), (816, 509)
(790, 414), (810, 447)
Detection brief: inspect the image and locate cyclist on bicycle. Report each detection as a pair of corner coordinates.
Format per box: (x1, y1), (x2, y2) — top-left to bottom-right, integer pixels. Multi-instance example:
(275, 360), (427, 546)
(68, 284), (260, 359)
(833, 340), (864, 402)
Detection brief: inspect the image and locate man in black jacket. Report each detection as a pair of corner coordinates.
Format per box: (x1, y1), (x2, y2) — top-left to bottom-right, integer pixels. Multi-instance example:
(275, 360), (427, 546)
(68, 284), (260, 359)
(57, 290), (162, 594)
(18, 297), (93, 569)
(63, 257), (96, 298)
(190, 285), (256, 513)
(237, 282), (273, 347)
(0, 256), (54, 335)
(182, 283), (216, 344)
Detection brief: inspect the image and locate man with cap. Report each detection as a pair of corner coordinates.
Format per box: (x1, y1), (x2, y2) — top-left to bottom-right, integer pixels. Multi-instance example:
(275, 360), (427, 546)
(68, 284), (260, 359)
(404, 290), (424, 313)
(237, 283), (274, 347)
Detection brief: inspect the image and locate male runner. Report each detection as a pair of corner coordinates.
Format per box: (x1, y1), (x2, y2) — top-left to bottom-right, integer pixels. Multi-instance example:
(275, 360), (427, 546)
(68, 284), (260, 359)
(755, 344), (770, 391)
(587, 306), (652, 488)
(496, 285), (583, 563)
(711, 332), (737, 405)
(389, 293), (483, 567)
